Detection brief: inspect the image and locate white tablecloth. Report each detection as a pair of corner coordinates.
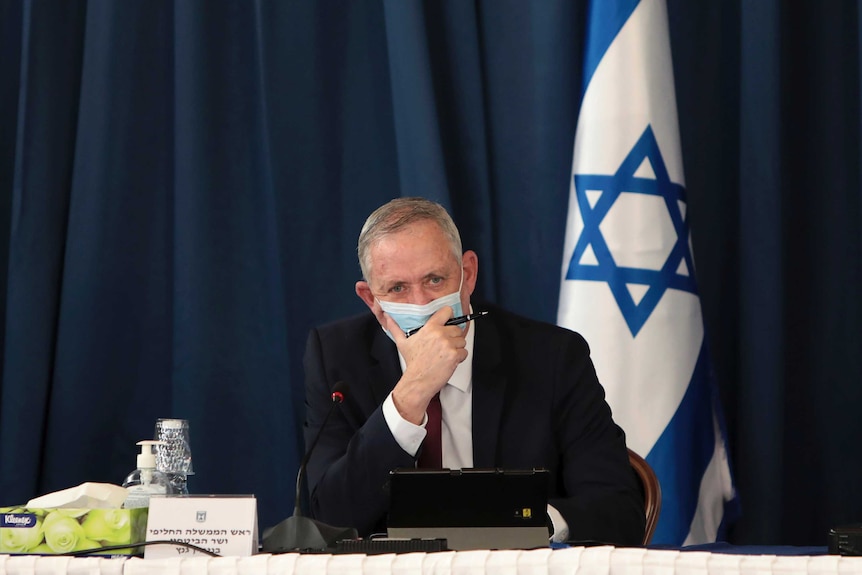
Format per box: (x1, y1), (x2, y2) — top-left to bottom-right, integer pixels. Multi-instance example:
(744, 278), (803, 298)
(2, 546), (861, 575)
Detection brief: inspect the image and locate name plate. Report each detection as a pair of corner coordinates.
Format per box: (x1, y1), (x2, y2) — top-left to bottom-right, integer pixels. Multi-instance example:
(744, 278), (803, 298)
(144, 495), (258, 558)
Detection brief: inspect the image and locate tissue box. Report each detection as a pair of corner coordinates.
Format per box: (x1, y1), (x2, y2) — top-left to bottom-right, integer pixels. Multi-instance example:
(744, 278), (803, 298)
(0, 506), (147, 556)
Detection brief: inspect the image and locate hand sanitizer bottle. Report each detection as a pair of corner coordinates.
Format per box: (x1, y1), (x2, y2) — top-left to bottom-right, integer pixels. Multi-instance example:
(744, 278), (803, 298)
(122, 440), (175, 508)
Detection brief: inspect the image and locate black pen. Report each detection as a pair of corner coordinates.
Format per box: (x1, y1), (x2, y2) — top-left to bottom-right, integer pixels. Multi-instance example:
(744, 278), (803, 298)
(404, 310), (489, 338)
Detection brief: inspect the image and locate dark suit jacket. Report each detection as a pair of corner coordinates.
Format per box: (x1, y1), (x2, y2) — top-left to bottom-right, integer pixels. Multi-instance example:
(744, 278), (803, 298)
(302, 303), (645, 546)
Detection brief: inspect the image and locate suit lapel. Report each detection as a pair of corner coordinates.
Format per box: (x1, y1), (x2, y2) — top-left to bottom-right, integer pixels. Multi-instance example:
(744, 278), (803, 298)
(471, 316), (507, 467)
(368, 325), (402, 405)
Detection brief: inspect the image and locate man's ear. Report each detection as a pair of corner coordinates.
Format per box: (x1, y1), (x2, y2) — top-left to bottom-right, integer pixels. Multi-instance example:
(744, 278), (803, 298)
(356, 280), (387, 327)
(355, 280), (376, 311)
(462, 250), (479, 296)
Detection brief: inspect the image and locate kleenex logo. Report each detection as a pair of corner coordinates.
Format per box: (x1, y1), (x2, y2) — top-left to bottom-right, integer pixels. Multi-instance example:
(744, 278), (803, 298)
(1, 513), (36, 528)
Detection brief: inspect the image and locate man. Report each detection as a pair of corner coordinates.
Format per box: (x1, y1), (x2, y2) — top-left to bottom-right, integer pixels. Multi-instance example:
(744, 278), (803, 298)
(303, 197), (644, 545)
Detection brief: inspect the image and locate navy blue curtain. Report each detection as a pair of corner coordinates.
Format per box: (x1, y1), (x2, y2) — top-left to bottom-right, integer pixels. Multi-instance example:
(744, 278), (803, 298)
(1, 0), (860, 546)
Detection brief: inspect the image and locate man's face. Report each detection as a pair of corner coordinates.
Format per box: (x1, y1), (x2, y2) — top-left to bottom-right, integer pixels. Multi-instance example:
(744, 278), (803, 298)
(355, 219), (478, 326)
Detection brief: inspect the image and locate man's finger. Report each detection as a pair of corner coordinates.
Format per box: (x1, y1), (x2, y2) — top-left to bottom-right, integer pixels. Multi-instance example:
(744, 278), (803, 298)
(427, 305), (456, 326)
(383, 312), (407, 344)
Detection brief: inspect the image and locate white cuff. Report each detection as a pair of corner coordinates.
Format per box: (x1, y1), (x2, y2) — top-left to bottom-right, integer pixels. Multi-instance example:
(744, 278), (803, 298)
(546, 504), (570, 543)
(382, 392), (427, 457)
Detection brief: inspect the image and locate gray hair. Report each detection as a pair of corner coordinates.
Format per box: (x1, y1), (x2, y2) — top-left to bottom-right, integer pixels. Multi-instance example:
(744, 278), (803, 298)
(358, 197), (463, 281)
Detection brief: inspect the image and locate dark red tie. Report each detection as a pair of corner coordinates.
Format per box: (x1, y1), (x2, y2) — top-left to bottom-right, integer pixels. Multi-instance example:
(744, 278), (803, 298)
(418, 393), (442, 468)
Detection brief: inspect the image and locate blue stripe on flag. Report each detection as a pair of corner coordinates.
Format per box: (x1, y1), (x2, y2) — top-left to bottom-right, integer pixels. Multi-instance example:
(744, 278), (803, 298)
(581, 0), (641, 91)
(646, 339), (716, 544)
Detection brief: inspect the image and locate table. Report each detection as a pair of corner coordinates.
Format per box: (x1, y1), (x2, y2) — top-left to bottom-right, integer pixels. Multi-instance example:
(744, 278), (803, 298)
(3, 545), (862, 574)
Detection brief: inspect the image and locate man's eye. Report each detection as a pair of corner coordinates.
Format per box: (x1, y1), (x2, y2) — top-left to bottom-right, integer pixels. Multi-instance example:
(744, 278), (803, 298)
(390, 285), (404, 293)
(429, 277), (443, 285)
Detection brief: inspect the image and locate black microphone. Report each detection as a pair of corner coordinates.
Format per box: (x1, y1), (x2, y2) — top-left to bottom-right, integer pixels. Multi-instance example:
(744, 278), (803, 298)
(261, 381), (358, 553)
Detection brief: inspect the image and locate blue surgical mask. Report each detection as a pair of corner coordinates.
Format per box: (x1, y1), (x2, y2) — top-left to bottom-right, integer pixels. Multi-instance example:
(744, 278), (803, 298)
(377, 271), (464, 339)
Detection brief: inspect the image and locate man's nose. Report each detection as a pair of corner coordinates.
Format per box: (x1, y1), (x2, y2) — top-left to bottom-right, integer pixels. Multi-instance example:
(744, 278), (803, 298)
(408, 287), (436, 306)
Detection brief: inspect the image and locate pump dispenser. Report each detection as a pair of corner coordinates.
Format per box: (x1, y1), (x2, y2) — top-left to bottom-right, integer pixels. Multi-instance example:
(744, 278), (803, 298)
(122, 440), (175, 508)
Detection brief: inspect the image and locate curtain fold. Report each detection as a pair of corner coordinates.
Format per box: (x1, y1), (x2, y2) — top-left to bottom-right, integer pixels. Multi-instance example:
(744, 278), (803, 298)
(736, 0), (785, 544)
(1, 0), (88, 499)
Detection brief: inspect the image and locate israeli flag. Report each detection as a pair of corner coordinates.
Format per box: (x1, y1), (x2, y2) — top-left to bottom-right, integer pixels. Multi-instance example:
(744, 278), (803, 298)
(557, 0), (738, 544)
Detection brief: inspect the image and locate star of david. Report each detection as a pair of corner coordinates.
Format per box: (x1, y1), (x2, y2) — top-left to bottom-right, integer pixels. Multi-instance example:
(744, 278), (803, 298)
(565, 125), (698, 337)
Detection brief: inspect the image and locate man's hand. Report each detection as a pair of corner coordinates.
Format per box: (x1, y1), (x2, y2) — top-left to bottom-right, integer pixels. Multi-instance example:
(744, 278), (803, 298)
(385, 307), (468, 425)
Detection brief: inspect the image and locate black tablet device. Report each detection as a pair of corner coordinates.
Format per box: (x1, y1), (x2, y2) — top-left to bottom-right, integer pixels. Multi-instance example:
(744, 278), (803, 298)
(387, 468), (550, 550)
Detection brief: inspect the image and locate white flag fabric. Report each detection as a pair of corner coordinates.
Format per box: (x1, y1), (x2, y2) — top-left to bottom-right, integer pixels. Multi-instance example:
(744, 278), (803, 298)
(557, 0), (738, 544)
